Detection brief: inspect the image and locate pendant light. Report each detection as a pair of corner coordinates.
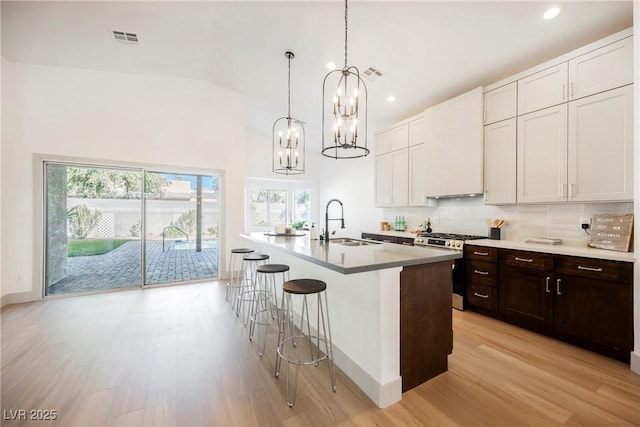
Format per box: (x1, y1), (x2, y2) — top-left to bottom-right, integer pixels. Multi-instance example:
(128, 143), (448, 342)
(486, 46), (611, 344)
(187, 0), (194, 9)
(322, 0), (368, 159)
(273, 51), (305, 175)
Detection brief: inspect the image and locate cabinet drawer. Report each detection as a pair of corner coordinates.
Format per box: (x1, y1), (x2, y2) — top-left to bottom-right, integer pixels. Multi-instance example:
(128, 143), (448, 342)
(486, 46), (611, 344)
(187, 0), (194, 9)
(398, 237), (415, 246)
(465, 246), (497, 262)
(467, 283), (497, 311)
(466, 260), (497, 286)
(555, 256), (633, 284)
(502, 249), (553, 271)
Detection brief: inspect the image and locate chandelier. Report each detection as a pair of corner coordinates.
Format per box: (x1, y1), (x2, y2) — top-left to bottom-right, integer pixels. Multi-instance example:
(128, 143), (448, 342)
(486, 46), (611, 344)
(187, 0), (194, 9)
(322, 0), (368, 159)
(273, 51), (305, 175)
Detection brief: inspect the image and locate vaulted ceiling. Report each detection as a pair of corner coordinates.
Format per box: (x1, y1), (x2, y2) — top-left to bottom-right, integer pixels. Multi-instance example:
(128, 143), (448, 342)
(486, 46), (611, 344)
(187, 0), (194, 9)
(1, 1), (633, 145)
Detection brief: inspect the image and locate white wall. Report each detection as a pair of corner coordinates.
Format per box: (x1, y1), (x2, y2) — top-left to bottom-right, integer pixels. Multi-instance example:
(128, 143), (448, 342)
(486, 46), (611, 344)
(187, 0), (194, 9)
(1, 59), (246, 303)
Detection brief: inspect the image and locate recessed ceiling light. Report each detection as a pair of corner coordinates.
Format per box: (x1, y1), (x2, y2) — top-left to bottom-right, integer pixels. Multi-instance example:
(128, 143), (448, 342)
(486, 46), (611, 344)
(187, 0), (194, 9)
(386, 95), (396, 103)
(543, 6), (560, 20)
(326, 62), (336, 70)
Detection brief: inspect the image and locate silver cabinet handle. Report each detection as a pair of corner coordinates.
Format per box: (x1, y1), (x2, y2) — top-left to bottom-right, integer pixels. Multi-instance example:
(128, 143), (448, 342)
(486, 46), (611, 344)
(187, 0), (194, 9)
(577, 265), (603, 272)
(474, 270), (489, 276)
(545, 277), (550, 293)
(556, 278), (562, 296)
(473, 251), (489, 256)
(474, 292), (489, 299)
(401, 242), (413, 246)
(514, 257), (534, 263)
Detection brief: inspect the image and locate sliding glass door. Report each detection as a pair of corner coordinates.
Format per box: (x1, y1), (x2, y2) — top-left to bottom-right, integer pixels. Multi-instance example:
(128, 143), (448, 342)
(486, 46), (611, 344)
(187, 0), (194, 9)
(44, 162), (220, 296)
(143, 171), (219, 285)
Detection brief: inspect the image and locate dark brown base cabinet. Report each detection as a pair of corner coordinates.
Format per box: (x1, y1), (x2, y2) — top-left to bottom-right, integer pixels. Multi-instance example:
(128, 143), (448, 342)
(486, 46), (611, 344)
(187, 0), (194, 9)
(465, 245), (634, 363)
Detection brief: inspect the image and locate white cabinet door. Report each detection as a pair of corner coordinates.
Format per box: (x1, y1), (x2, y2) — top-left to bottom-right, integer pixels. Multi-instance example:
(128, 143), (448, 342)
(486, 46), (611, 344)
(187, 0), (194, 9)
(389, 124), (409, 152)
(408, 144), (425, 206)
(568, 37), (633, 101)
(408, 115), (426, 146)
(568, 85), (633, 202)
(375, 130), (392, 155)
(517, 104), (568, 203)
(518, 63), (568, 115)
(375, 153), (393, 206)
(391, 149), (409, 206)
(484, 119), (517, 205)
(423, 87), (483, 197)
(484, 82), (517, 125)
(375, 150), (408, 207)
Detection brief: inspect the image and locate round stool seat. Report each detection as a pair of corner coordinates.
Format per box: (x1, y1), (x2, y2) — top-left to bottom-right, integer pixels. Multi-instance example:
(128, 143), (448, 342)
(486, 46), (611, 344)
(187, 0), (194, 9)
(244, 253), (270, 262)
(257, 264), (290, 274)
(231, 248), (255, 254)
(283, 279), (326, 295)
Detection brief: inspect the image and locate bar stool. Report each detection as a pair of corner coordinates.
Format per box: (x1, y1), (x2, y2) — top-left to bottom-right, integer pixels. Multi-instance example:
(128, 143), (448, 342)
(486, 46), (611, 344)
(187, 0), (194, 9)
(275, 279), (336, 407)
(249, 264), (290, 356)
(226, 248), (254, 307)
(235, 253), (269, 325)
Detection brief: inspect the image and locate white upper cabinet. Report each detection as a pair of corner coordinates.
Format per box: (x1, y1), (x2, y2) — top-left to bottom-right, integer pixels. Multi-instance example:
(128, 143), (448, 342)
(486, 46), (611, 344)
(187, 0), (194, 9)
(483, 82), (517, 125)
(484, 118), (517, 205)
(517, 63), (568, 115)
(408, 114), (426, 146)
(375, 124), (408, 155)
(423, 87), (483, 197)
(567, 85), (634, 202)
(408, 144), (426, 206)
(568, 37), (633, 101)
(375, 150), (408, 207)
(517, 104), (568, 203)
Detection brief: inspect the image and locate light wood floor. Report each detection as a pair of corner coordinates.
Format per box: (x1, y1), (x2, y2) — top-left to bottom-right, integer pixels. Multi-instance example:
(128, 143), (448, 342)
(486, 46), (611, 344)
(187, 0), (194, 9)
(1, 281), (639, 426)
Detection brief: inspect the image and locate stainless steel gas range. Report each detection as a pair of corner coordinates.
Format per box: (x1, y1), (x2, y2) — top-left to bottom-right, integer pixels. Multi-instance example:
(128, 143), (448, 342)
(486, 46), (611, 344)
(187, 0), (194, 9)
(414, 232), (486, 310)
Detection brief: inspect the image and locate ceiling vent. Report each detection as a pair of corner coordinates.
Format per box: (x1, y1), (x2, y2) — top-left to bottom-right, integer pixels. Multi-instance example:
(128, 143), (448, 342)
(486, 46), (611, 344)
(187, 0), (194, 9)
(362, 66), (383, 82)
(112, 30), (139, 44)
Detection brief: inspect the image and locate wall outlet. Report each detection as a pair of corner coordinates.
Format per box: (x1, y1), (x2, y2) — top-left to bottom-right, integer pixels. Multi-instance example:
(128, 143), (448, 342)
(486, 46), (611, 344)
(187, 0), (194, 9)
(433, 217), (439, 224)
(580, 217), (590, 229)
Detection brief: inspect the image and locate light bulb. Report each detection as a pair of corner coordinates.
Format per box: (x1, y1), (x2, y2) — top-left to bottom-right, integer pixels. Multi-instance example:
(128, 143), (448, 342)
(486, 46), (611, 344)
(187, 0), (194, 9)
(353, 88), (358, 97)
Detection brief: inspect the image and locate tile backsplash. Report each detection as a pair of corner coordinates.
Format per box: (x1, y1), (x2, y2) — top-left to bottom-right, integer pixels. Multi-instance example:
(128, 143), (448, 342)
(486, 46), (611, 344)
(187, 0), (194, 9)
(383, 196), (634, 247)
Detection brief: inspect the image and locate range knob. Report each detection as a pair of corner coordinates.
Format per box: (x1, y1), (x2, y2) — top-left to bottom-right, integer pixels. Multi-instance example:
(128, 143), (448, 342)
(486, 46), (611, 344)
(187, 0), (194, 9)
(454, 240), (462, 249)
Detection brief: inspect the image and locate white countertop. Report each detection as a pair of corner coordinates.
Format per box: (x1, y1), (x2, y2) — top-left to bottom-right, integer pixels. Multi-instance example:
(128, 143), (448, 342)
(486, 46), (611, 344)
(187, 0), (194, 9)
(241, 232), (462, 274)
(467, 239), (635, 262)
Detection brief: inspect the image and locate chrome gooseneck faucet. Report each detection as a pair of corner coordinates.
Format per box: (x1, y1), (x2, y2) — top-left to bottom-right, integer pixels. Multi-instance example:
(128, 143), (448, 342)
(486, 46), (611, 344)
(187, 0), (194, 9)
(325, 198), (345, 242)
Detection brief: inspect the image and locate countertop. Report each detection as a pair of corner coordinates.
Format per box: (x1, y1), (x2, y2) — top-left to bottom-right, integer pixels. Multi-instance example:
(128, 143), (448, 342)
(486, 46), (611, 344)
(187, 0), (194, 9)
(467, 239), (635, 262)
(241, 232), (462, 274)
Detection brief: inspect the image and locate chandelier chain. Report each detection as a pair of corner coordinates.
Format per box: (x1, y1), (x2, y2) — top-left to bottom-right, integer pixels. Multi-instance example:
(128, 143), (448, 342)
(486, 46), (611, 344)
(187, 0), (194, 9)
(287, 52), (291, 118)
(344, 0), (348, 68)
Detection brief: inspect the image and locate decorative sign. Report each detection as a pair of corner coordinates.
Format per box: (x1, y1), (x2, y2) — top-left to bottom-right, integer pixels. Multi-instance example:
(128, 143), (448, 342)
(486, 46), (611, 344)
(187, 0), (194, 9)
(588, 214), (634, 252)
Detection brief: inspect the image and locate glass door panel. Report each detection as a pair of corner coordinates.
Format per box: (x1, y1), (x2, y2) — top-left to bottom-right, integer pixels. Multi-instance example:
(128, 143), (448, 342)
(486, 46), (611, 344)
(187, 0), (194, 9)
(143, 171), (219, 285)
(44, 163), (142, 295)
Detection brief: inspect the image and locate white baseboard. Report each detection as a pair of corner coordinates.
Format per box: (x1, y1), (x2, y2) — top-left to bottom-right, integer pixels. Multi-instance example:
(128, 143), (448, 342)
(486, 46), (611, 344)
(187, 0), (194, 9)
(1, 290), (39, 308)
(331, 343), (402, 408)
(630, 351), (640, 375)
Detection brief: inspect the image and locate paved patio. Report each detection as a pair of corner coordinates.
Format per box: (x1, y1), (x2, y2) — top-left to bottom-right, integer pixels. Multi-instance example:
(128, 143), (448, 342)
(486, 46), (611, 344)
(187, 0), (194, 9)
(48, 240), (219, 295)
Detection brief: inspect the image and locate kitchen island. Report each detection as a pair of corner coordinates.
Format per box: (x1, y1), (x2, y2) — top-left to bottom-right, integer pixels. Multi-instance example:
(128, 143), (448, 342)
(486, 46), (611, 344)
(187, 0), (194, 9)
(241, 232), (461, 408)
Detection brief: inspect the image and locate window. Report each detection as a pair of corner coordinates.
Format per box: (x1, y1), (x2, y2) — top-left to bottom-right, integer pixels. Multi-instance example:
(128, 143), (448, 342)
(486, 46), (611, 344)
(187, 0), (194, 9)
(245, 180), (311, 232)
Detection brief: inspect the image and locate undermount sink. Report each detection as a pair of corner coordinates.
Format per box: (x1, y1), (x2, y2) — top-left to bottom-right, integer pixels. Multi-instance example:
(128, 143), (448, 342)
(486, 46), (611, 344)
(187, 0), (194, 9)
(330, 238), (380, 246)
